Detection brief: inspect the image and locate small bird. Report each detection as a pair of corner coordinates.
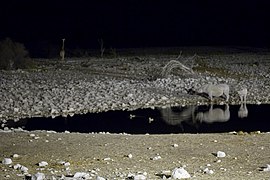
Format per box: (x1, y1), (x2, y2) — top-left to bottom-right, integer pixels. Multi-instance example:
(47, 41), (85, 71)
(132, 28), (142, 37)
(129, 114), (136, 119)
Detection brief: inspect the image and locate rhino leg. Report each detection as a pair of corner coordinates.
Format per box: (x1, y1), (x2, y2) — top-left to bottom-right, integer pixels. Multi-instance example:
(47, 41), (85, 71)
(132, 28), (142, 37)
(225, 92), (229, 101)
(208, 91), (213, 101)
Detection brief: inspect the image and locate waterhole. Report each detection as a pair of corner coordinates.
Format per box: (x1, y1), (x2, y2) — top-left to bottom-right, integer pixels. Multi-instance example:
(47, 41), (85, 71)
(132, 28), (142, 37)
(2, 104), (270, 134)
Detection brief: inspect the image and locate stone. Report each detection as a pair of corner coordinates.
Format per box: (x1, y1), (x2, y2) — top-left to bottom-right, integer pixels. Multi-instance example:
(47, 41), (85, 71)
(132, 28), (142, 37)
(38, 161), (48, 167)
(217, 151), (226, 158)
(31, 172), (45, 180)
(2, 158), (12, 165)
(171, 167), (191, 179)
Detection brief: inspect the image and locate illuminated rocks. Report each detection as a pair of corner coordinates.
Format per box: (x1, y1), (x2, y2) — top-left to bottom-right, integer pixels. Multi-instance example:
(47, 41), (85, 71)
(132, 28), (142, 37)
(216, 151), (226, 158)
(38, 161), (48, 167)
(171, 167), (191, 179)
(2, 158), (12, 165)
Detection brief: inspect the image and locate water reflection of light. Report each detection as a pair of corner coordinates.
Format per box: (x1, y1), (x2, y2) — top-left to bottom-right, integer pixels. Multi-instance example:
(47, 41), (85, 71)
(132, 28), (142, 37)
(196, 104), (230, 123)
(159, 106), (196, 126)
(160, 104), (231, 126)
(160, 103), (250, 127)
(238, 102), (248, 118)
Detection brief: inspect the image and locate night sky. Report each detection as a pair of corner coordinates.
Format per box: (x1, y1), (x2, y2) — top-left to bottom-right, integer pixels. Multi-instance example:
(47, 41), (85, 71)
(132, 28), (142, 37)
(1, 0), (270, 57)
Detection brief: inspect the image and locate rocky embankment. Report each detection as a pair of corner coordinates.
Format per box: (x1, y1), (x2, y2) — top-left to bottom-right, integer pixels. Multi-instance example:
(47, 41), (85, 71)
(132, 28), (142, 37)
(0, 52), (270, 122)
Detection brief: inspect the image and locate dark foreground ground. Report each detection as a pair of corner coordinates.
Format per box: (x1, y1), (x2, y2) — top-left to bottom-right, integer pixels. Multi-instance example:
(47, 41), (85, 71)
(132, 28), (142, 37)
(1, 131), (270, 179)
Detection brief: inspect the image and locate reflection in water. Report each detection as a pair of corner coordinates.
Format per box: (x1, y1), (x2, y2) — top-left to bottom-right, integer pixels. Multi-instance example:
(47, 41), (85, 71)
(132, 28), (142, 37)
(159, 106), (196, 126)
(237, 87), (248, 118)
(196, 104), (230, 123)
(160, 103), (249, 128)
(160, 104), (231, 126)
(238, 102), (248, 118)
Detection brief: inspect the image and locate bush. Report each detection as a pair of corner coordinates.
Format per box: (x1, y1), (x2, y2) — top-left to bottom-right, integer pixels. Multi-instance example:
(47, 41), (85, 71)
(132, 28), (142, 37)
(0, 38), (35, 70)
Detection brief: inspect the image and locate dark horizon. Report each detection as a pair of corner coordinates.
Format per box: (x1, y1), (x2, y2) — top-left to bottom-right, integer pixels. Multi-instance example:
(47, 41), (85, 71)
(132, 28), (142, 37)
(1, 0), (270, 57)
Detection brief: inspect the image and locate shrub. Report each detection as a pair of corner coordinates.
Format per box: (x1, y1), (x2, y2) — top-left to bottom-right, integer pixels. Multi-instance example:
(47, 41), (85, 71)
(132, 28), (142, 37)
(0, 38), (35, 70)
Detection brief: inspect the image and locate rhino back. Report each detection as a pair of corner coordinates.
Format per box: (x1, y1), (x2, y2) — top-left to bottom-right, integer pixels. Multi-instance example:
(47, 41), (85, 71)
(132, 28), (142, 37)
(206, 85), (224, 97)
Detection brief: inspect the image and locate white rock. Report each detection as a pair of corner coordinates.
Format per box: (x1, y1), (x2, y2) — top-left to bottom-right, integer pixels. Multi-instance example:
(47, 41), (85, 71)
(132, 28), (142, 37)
(38, 161), (48, 167)
(51, 108), (58, 114)
(172, 144), (179, 147)
(134, 174), (147, 180)
(127, 154), (133, 158)
(14, 164), (22, 170)
(73, 172), (90, 179)
(151, 155), (162, 160)
(31, 172), (45, 180)
(3, 127), (10, 131)
(216, 151), (226, 158)
(172, 167), (191, 179)
(203, 168), (214, 174)
(263, 164), (270, 172)
(97, 176), (106, 180)
(2, 158), (12, 165)
(103, 157), (111, 161)
(161, 170), (171, 174)
(20, 165), (29, 173)
(127, 172), (135, 178)
(14, 107), (19, 112)
(14, 164), (28, 173)
(143, 172), (148, 176)
(13, 154), (19, 158)
(14, 126), (24, 131)
(161, 96), (168, 101)
(47, 130), (57, 133)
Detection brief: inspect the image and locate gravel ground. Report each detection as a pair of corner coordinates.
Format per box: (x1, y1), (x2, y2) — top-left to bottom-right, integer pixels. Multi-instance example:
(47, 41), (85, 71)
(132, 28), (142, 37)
(1, 47), (270, 179)
(1, 130), (270, 179)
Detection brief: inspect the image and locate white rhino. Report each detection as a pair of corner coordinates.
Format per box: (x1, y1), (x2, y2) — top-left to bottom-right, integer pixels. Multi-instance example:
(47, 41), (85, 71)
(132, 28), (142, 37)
(197, 83), (229, 102)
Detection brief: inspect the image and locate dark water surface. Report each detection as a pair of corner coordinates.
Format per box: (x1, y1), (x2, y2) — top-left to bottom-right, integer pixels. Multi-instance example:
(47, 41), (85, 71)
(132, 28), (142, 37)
(2, 104), (270, 134)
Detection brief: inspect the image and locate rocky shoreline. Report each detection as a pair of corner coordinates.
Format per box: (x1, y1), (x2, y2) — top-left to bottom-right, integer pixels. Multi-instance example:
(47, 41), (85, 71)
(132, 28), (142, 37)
(1, 51), (270, 122)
